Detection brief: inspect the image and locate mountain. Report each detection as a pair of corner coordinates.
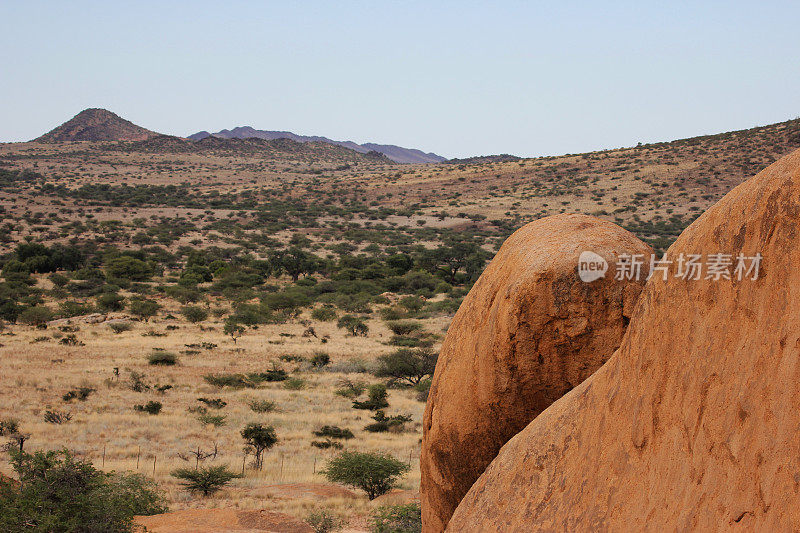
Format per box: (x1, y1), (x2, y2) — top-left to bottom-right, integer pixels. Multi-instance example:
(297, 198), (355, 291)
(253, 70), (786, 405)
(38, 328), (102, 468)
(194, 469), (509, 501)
(35, 108), (158, 142)
(188, 126), (445, 164)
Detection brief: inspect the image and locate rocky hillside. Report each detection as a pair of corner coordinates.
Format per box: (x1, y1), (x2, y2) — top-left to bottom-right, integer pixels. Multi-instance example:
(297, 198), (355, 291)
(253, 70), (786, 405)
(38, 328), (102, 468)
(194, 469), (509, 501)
(35, 108), (158, 142)
(189, 126), (445, 164)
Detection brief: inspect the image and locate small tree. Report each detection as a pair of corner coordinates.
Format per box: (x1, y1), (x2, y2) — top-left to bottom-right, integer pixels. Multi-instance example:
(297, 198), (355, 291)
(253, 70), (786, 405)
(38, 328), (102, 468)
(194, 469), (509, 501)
(223, 319), (245, 344)
(241, 423), (277, 469)
(171, 465), (241, 497)
(18, 306), (53, 326)
(352, 384), (389, 410)
(375, 348), (437, 386)
(337, 315), (368, 337)
(181, 305), (209, 324)
(97, 292), (126, 312)
(0, 449), (166, 532)
(129, 299), (161, 322)
(321, 451), (409, 500)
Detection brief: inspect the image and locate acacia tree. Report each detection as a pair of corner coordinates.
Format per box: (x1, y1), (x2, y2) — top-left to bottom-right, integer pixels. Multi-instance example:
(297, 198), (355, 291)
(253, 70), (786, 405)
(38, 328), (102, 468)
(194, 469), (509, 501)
(241, 423), (277, 469)
(375, 348), (437, 386)
(321, 451), (410, 500)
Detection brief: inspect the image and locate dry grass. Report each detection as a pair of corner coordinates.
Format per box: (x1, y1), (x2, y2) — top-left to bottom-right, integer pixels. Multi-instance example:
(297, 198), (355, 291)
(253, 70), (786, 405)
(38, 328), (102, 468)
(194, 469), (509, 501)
(0, 310), (426, 523)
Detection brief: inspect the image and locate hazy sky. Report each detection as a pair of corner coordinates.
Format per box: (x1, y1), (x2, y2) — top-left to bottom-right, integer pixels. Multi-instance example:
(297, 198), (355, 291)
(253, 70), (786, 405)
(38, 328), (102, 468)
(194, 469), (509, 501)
(1, 1), (798, 158)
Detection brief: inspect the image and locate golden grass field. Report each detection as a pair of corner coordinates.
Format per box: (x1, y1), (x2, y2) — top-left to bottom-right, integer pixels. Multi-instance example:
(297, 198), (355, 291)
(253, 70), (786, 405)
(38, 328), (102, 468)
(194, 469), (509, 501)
(0, 293), (441, 526)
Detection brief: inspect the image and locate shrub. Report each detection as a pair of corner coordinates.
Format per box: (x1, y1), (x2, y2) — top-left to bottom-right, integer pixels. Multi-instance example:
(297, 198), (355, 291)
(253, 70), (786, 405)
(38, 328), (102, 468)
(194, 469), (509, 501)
(337, 315), (369, 336)
(310, 352), (330, 368)
(147, 350), (178, 366)
(283, 377), (306, 390)
(311, 439), (343, 450)
(414, 378), (431, 403)
(197, 414), (226, 427)
(305, 509), (344, 533)
(129, 298), (161, 322)
(105, 256), (153, 282)
(197, 397), (226, 409)
(321, 451), (410, 500)
(97, 292), (126, 311)
(0, 418), (19, 436)
(335, 379), (366, 399)
(58, 300), (94, 318)
(62, 387), (95, 402)
(171, 465), (242, 497)
(364, 411), (412, 433)
(43, 410), (72, 424)
(0, 449), (166, 532)
(204, 374), (255, 389)
(352, 384), (389, 410)
(241, 423), (278, 469)
(248, 399), (277, 413)
(108, 321), (134, 334)
(223, 320), (245, 343)
(385, 321), (422, 336)
(59, 334), (84, 346)
(311, 306), (338, 322)
(133, 401), (162, 415)
(371, 503), (422, 533)
(375, 348), (437, 386)
(313, 426), (354, 440)
(18, 306), (53, 326)
(181, 305), (209, 323)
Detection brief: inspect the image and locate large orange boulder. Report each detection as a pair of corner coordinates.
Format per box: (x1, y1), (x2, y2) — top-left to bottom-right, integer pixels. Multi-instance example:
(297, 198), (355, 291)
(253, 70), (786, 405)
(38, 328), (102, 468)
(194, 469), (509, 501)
(421, 214), (652, 531)
(448, 149), (800, 530)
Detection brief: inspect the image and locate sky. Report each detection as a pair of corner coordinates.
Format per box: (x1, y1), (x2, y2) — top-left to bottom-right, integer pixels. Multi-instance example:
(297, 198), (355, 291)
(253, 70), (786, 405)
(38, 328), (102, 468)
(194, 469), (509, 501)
(1, 1), (799, 159)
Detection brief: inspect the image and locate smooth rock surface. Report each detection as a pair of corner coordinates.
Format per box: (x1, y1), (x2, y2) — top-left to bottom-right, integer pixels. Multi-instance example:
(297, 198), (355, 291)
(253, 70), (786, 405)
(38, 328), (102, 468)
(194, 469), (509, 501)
(421, 214), (652, 531)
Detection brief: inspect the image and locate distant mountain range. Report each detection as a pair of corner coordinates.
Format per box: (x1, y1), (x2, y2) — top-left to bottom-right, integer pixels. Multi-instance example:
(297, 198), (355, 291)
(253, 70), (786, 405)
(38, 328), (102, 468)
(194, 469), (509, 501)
(188, 126), (446, 164)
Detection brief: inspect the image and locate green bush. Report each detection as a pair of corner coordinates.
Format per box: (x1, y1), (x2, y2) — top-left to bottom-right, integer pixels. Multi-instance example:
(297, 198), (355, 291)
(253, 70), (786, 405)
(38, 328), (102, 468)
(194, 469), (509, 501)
(337, 315), (369, 336)
(171, 465), (241, 497)
(313, 425), (354, 440)
(97, 292), (126, 311)
(147, 350), (178, 366)
(133, 401), (162, 415)
(385, 321), (422, 336)
(181, 305), (209, 323)
(375, 348), (437, 386)
(108, 321), (133, 334)
(321, 451), (410, 500)
(62, 387), (95, 402)
(241, 423), (278, 469)
(129, 298), (161, 322)
(311, 306), (338, 322)
(283, 377), (306, 390)
(248, 399), (277, 413)
(310, 352), (330, 368)
(197, 414), (226, 427)
(364, 411), (412, 433)
(371, 503), (422, 533)
(18, 306), (53, 326)
(352, 384), (389, 411)
(0, 449), (166, 532)
(305, 509), (345, 533)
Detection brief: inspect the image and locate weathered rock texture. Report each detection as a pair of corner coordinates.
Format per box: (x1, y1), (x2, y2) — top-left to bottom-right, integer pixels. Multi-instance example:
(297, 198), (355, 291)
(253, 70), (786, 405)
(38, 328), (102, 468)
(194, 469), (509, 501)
(448, 149), (800, 530)
(421, 214), (652, 532)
